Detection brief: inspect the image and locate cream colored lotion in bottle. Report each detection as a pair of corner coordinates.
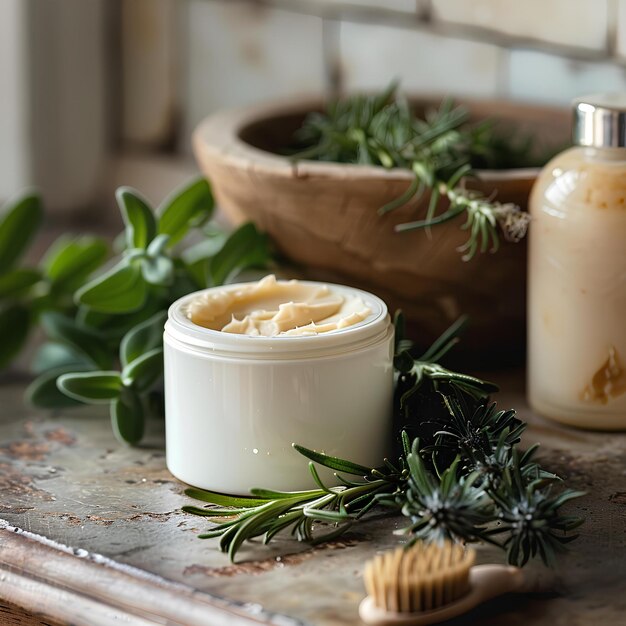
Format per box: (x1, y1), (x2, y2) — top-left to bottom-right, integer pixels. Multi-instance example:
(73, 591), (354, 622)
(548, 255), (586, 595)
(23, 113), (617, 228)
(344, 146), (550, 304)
(528, 94), (626, 430)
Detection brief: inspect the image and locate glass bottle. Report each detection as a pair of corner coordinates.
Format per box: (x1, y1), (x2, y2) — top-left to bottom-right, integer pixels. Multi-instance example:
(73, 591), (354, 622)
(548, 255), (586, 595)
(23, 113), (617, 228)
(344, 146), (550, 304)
(528, 94), (626, 430)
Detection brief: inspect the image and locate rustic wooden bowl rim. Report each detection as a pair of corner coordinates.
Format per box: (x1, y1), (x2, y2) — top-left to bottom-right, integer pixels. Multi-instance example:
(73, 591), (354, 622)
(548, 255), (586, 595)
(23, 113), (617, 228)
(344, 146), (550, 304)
(193, 96), (552, 183)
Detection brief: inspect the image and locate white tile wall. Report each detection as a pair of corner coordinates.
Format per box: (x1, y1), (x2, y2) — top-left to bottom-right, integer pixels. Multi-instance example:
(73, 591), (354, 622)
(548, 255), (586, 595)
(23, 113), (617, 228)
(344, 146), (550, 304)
(305, 0), (418, 13)
(432, 0), (609, 51)
(178, 0), (626, 152)
(616, 0), (626, 58)
(184, 0), (326, 148)
(507, 49), (626, 104)
(339, 20), (501, 98)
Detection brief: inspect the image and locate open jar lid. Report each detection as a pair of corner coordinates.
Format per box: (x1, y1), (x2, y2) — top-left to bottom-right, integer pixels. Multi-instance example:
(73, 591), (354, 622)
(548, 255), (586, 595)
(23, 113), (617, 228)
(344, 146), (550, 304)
(573, 94), (626, 148)
(165, 279), (391, 359)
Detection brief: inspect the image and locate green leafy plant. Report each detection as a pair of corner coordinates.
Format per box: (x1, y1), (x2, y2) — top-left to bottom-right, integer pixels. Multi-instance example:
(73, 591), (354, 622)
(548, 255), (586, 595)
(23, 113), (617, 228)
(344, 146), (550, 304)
(292, 83), (536, 260)
(0, 180), (271, 444)
(184, 316), (584, 566)
(0, 192), (108, 368)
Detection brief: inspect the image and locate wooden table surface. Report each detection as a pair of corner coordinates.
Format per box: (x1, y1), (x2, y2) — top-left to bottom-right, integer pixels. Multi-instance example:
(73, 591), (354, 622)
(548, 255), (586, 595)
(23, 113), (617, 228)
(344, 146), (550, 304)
(0, 374), (624, 626)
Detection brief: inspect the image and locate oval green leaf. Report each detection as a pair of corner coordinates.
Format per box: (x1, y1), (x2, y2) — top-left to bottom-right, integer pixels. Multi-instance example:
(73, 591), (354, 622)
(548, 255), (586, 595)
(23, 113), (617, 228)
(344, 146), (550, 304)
(26, 365), (89, 409)
(41, 312), (112, 370)
(157, 177), (214, 245)
(42, 235), (108, 291)
(111, 388), (144, 445)
(116, 187), (156, 250)
(0, 304), (31, 368)
(57, 371), (122, 404)
(77, 297), (163, 342)
(120, 310), (167, 367)
(0, 268), (41, 299)
(75, 261), (147, 313)
(207, 223), (269, 287)
(121, 347), (163, 392)
(0, 192), (42, 272)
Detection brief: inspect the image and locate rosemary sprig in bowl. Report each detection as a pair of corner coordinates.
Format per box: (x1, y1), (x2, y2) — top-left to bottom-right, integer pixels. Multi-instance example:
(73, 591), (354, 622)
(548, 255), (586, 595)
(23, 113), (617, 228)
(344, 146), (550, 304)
(292, 83), (534, 260)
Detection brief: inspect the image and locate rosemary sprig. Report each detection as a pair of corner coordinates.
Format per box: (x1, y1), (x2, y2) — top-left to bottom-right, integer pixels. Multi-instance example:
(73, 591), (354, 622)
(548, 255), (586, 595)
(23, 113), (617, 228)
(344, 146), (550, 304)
(182, 442), (409, 562)
(392, 311), (499, 406)
(292, 84), (533, 260)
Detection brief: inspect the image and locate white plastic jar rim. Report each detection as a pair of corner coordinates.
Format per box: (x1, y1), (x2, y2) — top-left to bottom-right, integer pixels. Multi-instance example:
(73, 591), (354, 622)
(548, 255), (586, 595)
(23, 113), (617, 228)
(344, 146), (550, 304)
(165, 279), (390, 360)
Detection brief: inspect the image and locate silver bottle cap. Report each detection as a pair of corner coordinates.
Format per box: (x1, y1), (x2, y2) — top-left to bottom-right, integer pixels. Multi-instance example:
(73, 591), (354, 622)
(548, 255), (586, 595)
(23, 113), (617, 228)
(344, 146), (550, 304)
(573, 94), (626, 148)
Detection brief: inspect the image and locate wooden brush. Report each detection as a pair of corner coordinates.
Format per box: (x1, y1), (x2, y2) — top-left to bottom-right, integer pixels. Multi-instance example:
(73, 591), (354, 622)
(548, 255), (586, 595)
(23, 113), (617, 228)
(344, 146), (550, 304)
(359, 541), (524, 626)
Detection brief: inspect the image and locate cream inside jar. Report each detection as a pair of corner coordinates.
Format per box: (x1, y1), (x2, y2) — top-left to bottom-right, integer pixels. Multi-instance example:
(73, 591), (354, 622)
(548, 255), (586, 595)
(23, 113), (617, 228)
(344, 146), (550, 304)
(184, 274), (372, 337)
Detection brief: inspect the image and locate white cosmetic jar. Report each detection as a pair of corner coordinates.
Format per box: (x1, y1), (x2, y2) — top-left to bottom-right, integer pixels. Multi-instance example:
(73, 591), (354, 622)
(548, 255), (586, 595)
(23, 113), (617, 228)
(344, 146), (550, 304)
(164, 279), (394, 494)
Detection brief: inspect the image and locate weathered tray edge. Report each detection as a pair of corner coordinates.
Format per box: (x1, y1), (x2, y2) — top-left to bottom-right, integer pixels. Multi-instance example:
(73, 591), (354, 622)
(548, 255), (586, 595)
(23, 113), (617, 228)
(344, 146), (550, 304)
(0, 520), (304, 626)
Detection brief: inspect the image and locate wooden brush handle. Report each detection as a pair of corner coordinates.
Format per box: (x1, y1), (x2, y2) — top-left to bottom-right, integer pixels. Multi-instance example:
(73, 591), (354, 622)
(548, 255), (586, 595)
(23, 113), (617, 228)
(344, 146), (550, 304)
(359, 565), (524, 626)
(469, 565), (525, 603)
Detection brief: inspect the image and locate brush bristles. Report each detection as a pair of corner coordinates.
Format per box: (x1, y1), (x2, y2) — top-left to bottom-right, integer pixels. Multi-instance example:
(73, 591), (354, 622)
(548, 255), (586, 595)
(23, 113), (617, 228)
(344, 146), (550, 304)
(363, 541), (475, 613)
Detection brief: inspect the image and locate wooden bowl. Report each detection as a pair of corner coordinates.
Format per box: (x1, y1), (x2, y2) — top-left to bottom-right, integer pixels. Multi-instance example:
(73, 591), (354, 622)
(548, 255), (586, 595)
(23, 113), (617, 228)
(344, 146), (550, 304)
(193, 98), (569, 364)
